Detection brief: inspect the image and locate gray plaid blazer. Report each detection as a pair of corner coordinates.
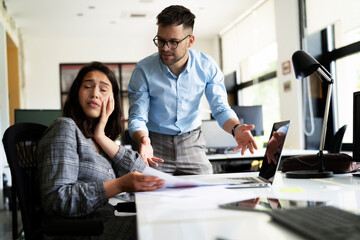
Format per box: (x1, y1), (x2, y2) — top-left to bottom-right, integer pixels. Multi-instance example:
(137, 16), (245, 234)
(36, 117), (146, 217)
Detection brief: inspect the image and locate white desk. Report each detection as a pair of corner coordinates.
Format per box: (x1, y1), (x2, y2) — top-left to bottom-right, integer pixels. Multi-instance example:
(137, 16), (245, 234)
(135, 171), (360, 240)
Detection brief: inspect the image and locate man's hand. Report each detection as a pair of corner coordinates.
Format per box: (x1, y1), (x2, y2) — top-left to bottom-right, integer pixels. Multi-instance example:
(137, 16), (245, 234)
(233, 124), (258, 155)
(265, 131), (285, 164)
(139, 136), (164, 166)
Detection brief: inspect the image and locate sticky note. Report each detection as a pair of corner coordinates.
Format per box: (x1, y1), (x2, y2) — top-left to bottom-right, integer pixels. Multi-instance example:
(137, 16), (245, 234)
(280, 187), (305, 193)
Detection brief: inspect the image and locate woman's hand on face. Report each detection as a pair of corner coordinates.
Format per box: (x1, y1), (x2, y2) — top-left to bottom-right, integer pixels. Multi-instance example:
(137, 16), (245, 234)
(94, 95), (114, 138)
(119, 171), (164, 192)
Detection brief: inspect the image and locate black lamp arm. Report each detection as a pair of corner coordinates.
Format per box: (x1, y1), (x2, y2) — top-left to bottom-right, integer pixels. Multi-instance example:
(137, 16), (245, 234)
(317, 66), (333, 173)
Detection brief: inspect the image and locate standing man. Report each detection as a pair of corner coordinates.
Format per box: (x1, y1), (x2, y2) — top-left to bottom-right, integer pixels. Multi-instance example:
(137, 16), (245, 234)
(128, 5), (257, 175)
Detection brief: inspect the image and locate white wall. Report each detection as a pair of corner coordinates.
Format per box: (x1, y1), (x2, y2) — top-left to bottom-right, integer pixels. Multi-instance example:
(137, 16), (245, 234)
(193, 37), (220, 64)
(274, 0), (303, 149)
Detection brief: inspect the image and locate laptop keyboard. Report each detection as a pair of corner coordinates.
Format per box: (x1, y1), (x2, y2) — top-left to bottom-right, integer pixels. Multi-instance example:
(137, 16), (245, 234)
(268, 205), (360, 240)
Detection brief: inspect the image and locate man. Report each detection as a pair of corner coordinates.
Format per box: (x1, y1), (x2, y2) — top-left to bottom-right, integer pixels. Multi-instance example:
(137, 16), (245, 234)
(128, 5), (257, 175)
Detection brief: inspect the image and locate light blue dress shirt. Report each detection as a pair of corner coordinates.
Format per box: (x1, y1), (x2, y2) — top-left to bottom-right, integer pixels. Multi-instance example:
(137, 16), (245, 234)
(128, 49), (237, 136)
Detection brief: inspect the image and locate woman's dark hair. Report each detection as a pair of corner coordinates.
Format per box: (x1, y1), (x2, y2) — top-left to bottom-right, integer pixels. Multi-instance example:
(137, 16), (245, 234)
(157, 5), (195, 31)
(63, 61), (123, 140)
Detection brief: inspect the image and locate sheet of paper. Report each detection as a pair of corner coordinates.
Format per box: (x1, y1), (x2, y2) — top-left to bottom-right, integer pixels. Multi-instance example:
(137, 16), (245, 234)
(137, 184), (257, 201)
(142, 166), (227, 188)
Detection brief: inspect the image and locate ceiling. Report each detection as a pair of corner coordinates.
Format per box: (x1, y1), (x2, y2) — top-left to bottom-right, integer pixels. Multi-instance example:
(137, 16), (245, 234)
(3, 0), (261, 40)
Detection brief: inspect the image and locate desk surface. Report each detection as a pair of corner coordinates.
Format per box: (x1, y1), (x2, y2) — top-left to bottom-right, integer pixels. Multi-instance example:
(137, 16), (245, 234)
(135, 171), (360, 240)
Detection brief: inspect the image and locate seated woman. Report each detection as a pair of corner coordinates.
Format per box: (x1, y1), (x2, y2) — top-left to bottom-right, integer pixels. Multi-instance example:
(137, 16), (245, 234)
(36, 61), (164, 239)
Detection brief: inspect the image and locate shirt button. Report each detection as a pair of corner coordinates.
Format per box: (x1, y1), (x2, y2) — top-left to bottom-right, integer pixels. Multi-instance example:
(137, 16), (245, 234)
(108, 169), (113, 174)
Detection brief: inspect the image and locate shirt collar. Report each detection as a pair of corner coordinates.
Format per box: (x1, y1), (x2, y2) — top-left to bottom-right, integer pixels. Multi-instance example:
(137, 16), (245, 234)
(184, 49), (192, 73)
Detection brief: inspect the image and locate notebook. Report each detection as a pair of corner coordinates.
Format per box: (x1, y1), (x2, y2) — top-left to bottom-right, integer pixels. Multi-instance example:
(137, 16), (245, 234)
(202, 120), (290, 189)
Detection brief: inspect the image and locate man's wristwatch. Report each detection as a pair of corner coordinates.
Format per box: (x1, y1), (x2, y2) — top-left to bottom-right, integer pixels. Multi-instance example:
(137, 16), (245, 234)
(232, 124), (241, 137)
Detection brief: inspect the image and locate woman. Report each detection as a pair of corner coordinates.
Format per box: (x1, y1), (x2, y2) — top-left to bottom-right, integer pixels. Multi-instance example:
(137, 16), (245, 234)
(37, 61), (164, 239)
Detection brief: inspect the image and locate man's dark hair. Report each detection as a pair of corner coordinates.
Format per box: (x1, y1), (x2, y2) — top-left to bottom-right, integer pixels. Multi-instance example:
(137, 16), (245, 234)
(157, 5), (195, 31)
(63, 61), (124, 140)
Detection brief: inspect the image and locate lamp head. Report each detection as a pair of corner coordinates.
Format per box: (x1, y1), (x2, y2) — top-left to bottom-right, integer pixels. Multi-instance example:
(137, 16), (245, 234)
(292, 50), (321, 79)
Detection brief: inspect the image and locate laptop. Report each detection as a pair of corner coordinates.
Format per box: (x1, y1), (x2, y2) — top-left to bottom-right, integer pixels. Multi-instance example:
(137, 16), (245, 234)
(202, 120), (290, 189)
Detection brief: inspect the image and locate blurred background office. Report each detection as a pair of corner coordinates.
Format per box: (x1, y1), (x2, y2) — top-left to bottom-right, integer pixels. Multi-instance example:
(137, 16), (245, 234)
(0, 0), (360, 210)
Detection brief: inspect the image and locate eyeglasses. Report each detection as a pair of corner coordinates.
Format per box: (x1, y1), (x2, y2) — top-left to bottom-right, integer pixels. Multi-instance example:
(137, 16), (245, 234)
(153, 35), (191, 50)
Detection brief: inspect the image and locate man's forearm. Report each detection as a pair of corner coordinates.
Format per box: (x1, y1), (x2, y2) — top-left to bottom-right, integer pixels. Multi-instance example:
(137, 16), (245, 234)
(132, 130), (149, 145)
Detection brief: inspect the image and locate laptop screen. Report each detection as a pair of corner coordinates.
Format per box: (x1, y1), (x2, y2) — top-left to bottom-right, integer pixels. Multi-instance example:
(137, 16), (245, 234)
(259, 120), (290, 181)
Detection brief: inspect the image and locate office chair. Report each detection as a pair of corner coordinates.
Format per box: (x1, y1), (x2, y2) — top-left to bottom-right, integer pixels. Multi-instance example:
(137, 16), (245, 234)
(2, 122), (104, 240)
(328, 124), (347, 153)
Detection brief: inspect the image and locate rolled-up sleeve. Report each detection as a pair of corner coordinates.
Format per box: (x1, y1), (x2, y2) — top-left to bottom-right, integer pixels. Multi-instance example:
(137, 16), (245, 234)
(112, 147), (147, 176)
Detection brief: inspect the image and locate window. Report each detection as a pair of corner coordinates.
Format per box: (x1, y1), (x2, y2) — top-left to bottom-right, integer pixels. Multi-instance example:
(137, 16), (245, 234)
(239, 43), (279, 146)
(335, 52), (360, 143)
(303, 0), (360, 148)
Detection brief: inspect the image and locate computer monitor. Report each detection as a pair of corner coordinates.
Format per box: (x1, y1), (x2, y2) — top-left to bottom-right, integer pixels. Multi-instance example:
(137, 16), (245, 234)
(15, 109), (62, 126)
(353, 92), (360, 161)
(231, 105), (264, 136)
(224, 71), (236, 92)
(201, 120), (237, 153)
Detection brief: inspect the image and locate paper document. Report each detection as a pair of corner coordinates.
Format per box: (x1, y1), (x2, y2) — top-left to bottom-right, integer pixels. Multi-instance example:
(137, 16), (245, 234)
(142, 167), (226, 188)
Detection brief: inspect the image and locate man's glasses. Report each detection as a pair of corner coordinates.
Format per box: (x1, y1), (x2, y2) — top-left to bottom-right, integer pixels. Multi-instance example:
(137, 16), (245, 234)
(153, 35), (191, 50)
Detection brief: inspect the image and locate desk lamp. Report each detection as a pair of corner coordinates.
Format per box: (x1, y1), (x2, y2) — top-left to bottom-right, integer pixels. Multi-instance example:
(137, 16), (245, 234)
(286, 50), (334, 178)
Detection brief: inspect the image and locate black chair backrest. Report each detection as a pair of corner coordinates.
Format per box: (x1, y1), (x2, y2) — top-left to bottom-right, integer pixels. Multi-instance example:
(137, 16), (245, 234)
(2, 122), (47, 239)
(328, 124), (348, 153)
